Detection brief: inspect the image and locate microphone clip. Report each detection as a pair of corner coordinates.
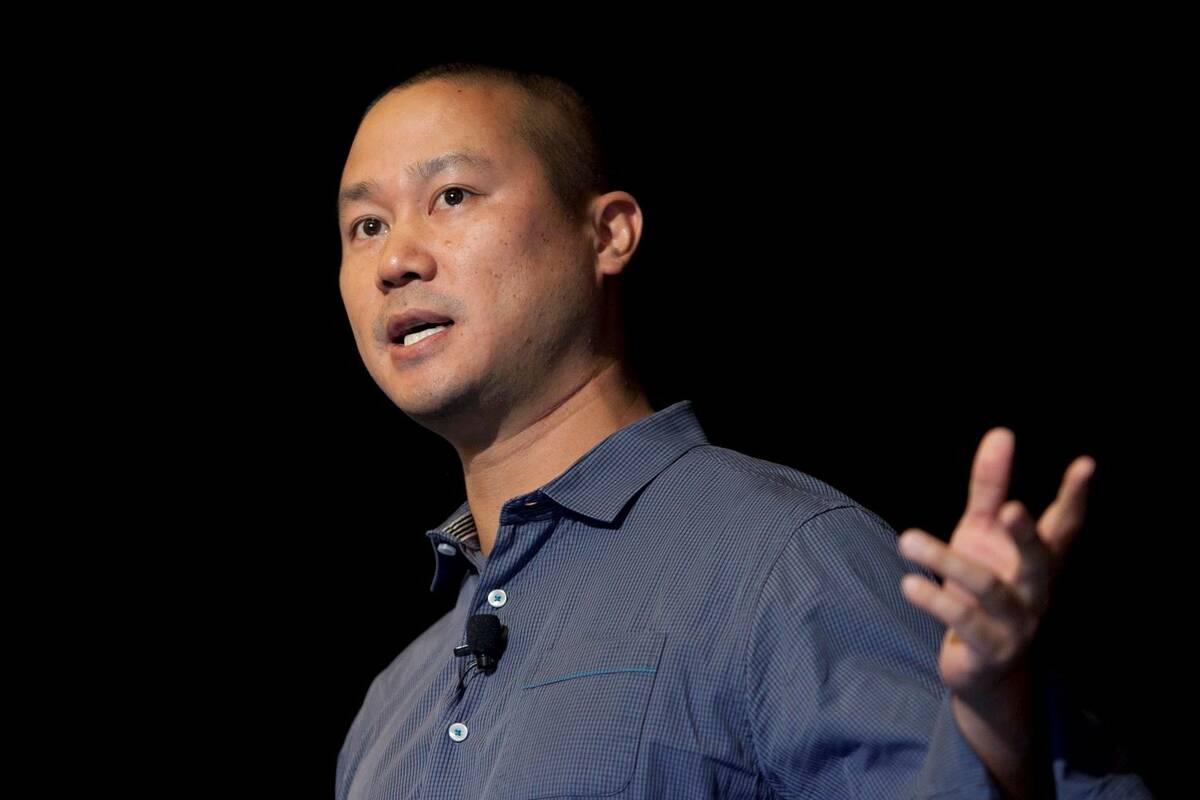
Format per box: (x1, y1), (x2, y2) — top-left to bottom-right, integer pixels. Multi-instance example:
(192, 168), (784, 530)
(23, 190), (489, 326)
(452, 613), (509, 695)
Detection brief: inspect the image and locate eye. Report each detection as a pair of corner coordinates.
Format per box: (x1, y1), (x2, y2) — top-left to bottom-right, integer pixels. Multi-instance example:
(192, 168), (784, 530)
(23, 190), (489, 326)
(433, 186), (476, 211)
(347, 187), (477, 240)
(349, 217), (386, 240)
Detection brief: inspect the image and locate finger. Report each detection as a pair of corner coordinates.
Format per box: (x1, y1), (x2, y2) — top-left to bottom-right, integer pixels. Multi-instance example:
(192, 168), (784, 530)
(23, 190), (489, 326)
(998, 499), (1054, 616)
(965, 427), (1015, 522)
(999, 499), (1038, 546)
(898, 530), (1027, 620)
(898, 528), (981, 612)
(1036, 455), (1096, 566)
(900, 573), (1012, 659)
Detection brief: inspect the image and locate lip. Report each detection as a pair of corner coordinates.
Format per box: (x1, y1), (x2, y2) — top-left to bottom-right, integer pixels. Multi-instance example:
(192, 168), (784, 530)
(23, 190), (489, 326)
(387, 309), (456, 343)
(388, 321), (454, 363)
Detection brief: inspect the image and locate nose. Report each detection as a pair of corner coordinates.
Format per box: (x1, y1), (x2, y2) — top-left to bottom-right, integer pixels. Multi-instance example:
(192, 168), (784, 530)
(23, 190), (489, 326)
(376, 231), (437, 292)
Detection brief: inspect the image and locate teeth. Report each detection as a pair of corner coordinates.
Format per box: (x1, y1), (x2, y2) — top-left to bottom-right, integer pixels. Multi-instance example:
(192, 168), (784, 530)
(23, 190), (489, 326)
(402, 324), (449, 347)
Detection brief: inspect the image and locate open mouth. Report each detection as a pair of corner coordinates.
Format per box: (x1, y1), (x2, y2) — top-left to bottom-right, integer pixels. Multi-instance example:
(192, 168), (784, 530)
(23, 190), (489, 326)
(388, 308), (457, 347)
(391, 320), (454, 348)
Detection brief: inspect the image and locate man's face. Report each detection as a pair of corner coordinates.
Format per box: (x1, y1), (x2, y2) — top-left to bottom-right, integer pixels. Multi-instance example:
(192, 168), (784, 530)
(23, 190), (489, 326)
(338, 80), (601, 436)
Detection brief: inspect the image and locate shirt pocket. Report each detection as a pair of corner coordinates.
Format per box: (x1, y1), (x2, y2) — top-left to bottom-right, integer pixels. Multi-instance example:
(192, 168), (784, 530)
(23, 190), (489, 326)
(490, 629), (667, 799)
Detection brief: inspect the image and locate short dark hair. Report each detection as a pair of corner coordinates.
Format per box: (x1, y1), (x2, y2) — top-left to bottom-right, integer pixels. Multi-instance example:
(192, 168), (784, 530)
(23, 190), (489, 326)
(362, 62), (613, 225)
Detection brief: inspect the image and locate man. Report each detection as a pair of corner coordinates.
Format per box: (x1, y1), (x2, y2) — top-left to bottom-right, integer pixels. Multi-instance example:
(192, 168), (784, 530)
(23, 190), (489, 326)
(334, 62), (1149, 799)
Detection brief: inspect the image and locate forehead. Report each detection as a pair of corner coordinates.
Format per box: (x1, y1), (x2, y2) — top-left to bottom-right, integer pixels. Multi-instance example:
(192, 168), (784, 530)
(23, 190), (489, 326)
(342, 80), (531, 185)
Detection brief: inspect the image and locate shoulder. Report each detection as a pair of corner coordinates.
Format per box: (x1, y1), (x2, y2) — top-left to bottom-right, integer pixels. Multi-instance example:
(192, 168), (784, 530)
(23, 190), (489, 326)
(629, 441), (909, 617)
(659, 441), (896, 541)
(373, 602), (460, 703)
(343, 601), (461, 745)
(661, 444), (936, 650)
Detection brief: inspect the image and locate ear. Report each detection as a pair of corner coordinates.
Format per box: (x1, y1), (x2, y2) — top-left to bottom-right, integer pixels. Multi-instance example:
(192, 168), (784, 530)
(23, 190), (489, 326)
(587, 191), (643, 280)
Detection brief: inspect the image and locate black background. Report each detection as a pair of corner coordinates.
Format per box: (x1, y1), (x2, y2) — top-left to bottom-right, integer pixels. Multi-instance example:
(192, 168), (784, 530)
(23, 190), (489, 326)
(46, 25), (1184, 798)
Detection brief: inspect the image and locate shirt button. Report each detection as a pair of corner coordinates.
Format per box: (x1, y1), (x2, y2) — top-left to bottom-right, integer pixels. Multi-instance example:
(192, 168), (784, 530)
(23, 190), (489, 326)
(448, 722), (469, 742)
(487, 589), (507, 608)
(436, 543), (457, 556)
(524, 500), (538, 506)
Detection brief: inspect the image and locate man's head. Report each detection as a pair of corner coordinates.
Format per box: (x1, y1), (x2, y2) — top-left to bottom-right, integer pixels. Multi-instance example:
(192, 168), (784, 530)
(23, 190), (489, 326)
(337, 64), (644, 447)
(359, 63), (611, 227)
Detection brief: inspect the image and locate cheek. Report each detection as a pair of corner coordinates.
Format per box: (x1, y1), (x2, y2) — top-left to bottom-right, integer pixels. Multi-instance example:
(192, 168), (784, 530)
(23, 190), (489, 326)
(338, 269), (357, 314)
(456, 214), (546, 296)
(457, 206), (586, 332)
(339, 284), (374, 350)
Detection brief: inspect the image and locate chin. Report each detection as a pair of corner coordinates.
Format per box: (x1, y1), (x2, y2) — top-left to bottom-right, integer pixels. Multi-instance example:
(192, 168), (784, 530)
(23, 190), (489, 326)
(390, 385), (475, 426)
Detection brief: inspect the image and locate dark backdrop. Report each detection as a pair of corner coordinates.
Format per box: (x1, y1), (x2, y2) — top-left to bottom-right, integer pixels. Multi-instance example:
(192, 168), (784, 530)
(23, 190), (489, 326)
(83, 38), (1180, 798)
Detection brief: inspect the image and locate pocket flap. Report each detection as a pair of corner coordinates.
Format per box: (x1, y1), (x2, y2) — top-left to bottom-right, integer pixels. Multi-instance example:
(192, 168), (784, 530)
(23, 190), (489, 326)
(521, 629), (667, 690)
(493, 629), (669, 798)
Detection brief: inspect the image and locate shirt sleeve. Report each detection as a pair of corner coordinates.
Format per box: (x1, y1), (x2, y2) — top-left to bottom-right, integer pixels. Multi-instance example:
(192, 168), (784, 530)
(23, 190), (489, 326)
(335, 670), (388, 800)
(334, 688), (370, 800)
(742, 504), (1152, 799)
(1039, 664), (1155, 798)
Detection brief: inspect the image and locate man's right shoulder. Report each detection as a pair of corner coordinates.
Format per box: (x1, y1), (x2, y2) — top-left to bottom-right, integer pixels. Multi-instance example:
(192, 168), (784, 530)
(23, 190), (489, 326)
(354, 599), (462, 722)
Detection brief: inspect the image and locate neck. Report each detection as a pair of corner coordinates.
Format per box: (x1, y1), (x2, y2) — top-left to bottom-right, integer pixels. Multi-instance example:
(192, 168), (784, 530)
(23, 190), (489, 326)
(456, 358), (653, 557)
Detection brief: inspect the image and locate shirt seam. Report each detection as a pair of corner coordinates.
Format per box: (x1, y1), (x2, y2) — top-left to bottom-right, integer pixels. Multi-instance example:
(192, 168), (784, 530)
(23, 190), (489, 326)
(694, 445), (898, 537)
(911, 778), (1008, 799)
(697, 445), (840, 504)
(740, 501), (859, 799)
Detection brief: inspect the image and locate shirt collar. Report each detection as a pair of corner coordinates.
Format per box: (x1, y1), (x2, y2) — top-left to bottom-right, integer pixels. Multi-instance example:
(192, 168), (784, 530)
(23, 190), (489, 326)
(542, 398), (710, 523)
(424, 399), (709, 590)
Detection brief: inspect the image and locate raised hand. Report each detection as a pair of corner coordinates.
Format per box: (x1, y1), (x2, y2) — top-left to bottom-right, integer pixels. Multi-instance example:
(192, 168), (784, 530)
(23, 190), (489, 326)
(895, 427), (1095, 701)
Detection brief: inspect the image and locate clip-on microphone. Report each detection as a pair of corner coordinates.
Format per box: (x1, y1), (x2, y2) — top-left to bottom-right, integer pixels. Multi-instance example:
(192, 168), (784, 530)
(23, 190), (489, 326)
(452, 613), (508, 693)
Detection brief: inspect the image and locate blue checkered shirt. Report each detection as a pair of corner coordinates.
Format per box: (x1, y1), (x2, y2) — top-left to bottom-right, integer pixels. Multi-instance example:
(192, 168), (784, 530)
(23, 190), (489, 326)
(336, 400), (1150, 799)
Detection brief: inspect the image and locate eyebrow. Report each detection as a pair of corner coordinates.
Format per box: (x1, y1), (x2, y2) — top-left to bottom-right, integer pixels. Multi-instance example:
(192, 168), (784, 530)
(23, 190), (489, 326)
(337, 149), (497, 214)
